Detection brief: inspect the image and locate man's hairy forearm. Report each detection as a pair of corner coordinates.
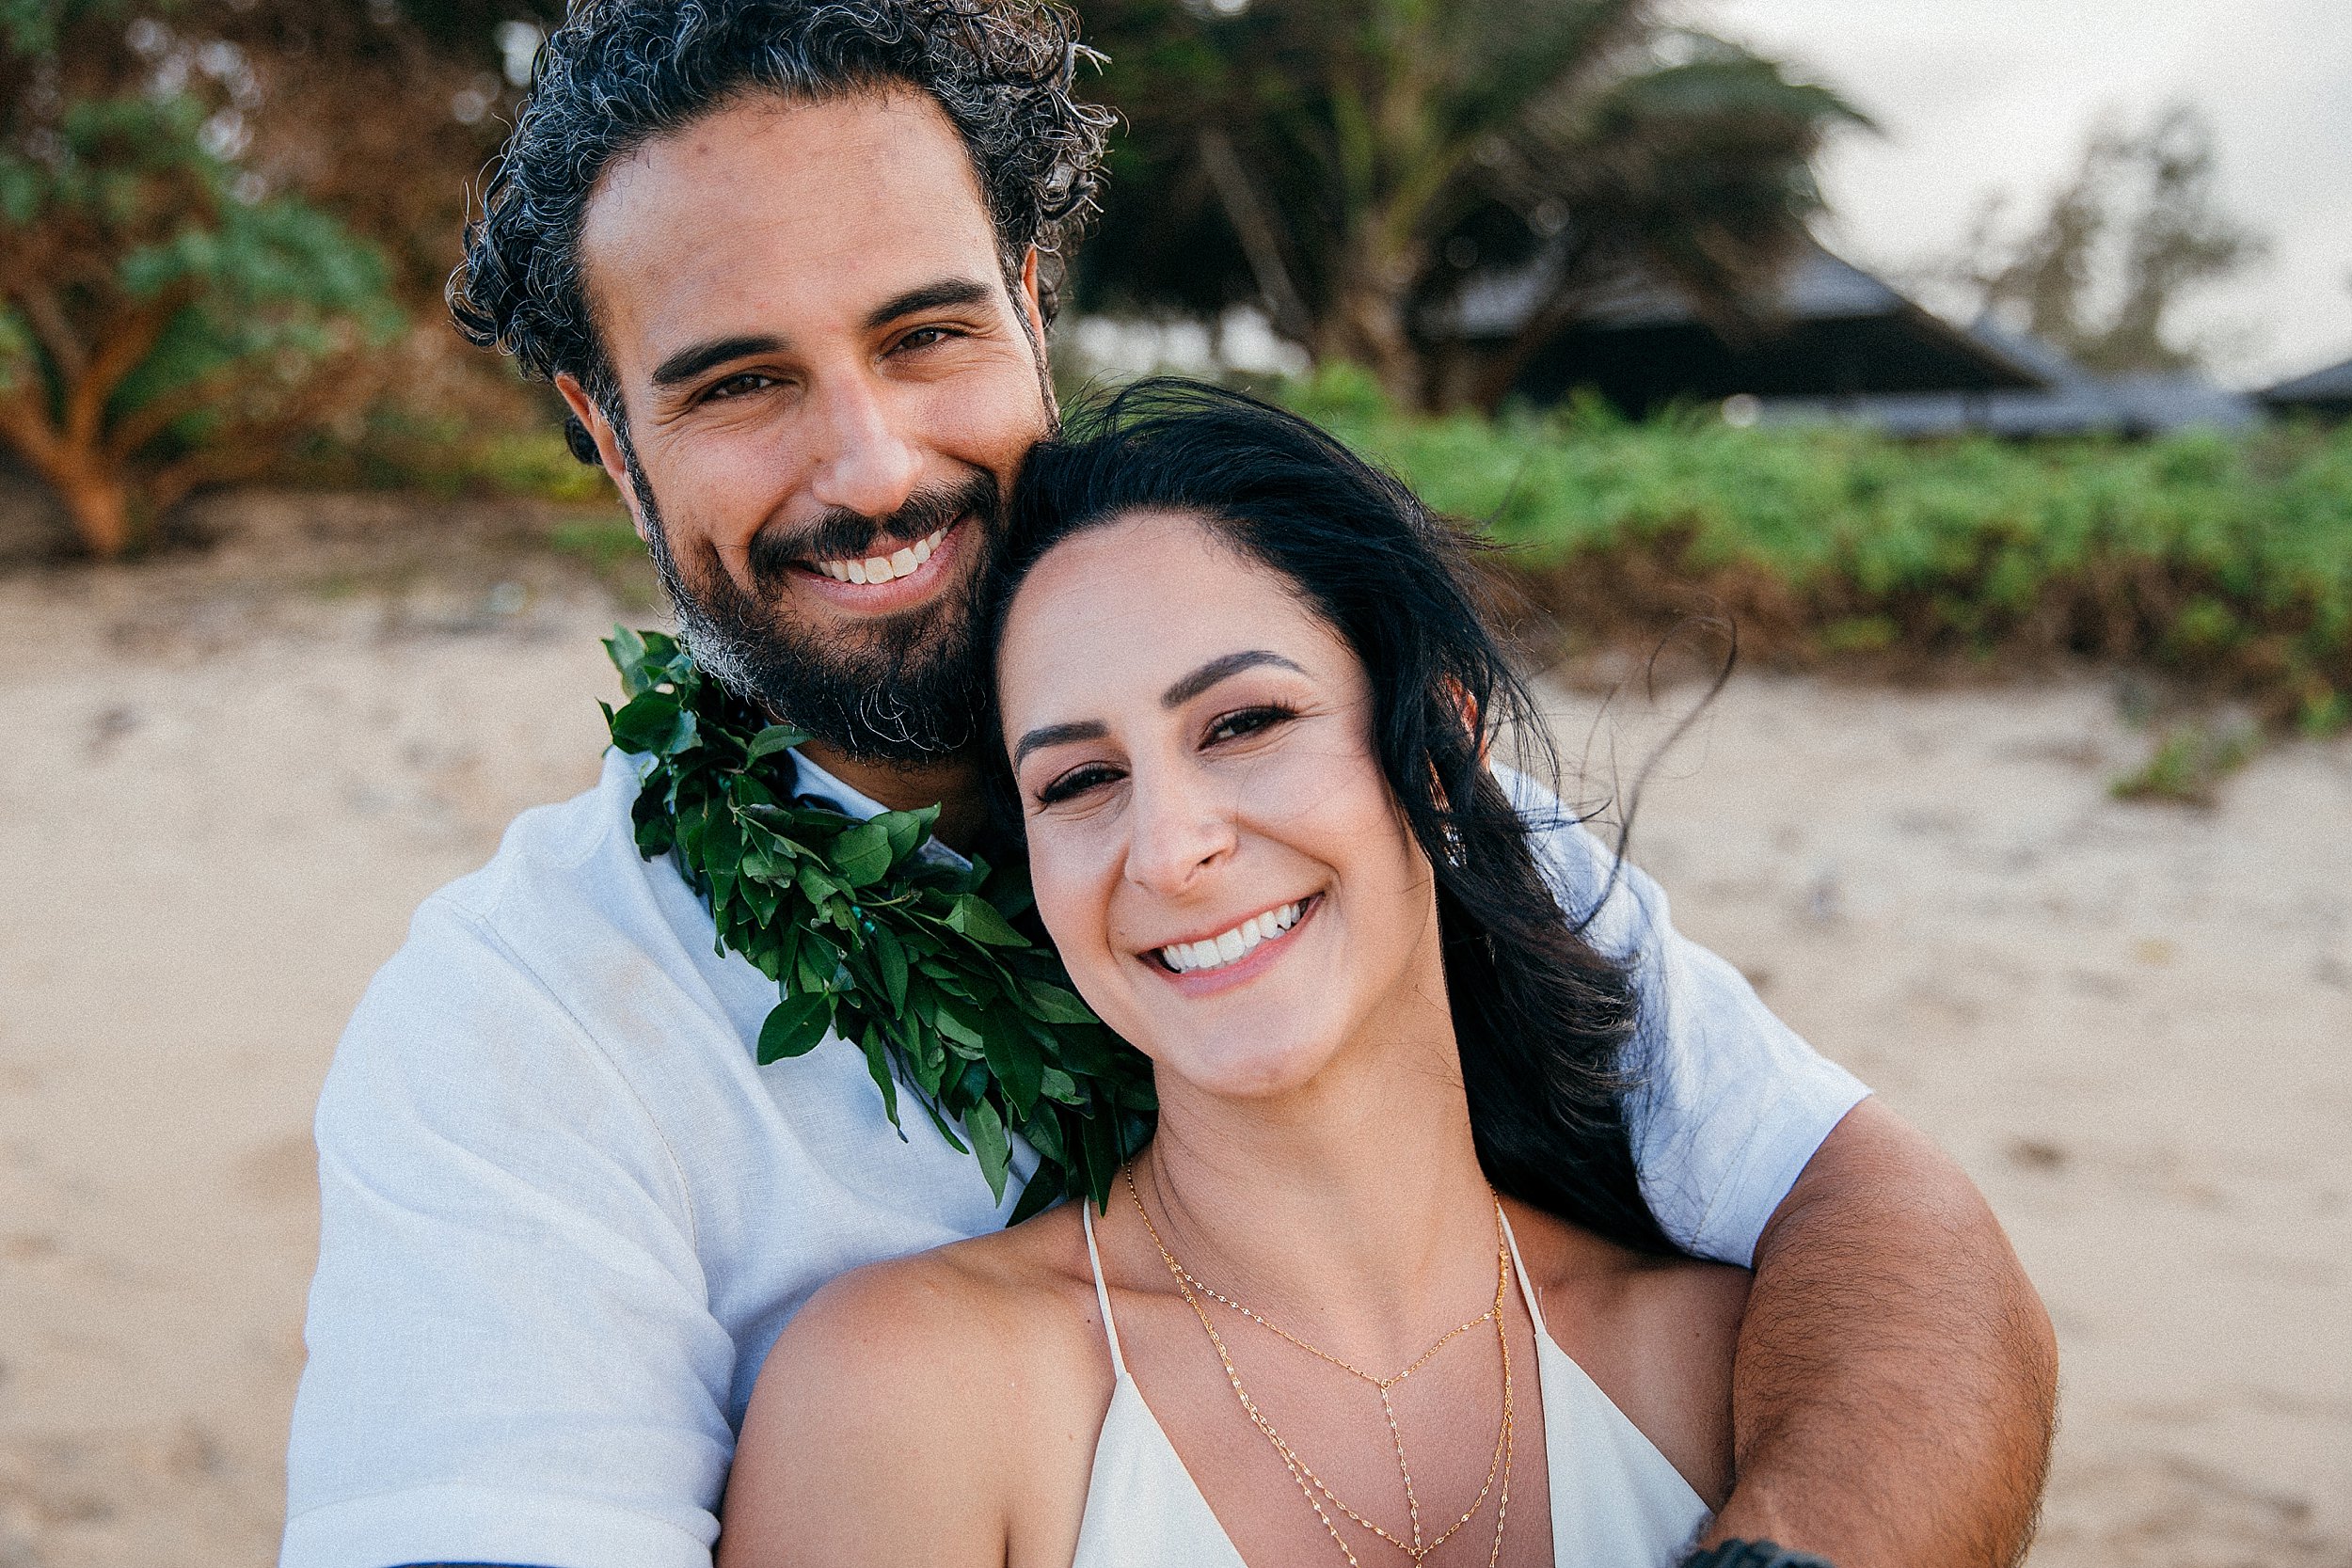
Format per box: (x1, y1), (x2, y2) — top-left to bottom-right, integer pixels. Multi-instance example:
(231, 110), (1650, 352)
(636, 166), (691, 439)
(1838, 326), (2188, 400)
(1701, 1099), (2058, 1568)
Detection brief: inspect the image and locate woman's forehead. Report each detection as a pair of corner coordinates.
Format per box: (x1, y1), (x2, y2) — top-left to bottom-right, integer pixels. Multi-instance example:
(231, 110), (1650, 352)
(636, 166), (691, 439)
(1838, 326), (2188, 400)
(998, 511), (1352, 711)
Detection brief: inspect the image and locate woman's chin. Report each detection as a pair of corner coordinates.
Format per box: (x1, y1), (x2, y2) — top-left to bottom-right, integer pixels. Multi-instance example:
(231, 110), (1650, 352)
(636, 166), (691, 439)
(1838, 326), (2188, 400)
(1147, 1030), (1347, 1106)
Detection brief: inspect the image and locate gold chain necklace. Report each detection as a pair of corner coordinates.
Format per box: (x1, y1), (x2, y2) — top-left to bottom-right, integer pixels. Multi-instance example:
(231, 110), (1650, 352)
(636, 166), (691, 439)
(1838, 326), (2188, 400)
(1123, 1166), (1517, 1567)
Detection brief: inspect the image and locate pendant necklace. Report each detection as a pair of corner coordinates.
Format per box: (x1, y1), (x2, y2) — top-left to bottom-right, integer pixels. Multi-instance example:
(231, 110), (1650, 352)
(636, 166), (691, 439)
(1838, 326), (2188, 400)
(1123, 1166), (1517, 1566)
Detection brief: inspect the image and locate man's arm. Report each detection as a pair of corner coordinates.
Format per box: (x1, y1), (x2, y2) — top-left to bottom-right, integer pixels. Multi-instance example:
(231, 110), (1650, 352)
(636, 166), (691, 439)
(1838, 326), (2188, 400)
(1700, 1099), (2058, 1568)
(283, 895), (733, 1568)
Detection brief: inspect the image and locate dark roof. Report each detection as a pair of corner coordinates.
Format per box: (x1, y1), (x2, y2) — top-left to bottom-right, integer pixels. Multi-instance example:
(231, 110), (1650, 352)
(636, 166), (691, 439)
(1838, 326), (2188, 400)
(2259, 355), (2352, 414)
(1446, 244), (2046, 410)
(1756, 318), (2259, 437)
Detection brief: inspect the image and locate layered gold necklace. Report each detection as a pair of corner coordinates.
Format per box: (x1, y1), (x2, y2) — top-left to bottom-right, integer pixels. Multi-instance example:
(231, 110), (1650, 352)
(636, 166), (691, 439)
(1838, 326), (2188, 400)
(1123, 1166), (1518, 1567)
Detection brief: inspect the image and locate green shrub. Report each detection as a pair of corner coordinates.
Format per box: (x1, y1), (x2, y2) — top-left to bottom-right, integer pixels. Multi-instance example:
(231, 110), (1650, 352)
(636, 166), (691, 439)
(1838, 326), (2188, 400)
(1280, 365), (2352, 717)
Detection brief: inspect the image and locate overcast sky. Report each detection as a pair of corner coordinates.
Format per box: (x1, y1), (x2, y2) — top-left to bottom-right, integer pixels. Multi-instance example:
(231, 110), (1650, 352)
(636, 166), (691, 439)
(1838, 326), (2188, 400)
(1693, 0), (2352, 387)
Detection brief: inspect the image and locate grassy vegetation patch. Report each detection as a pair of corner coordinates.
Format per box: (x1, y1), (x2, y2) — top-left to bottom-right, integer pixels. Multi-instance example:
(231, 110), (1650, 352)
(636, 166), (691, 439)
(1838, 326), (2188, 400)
(1282, 367), (2352, 722)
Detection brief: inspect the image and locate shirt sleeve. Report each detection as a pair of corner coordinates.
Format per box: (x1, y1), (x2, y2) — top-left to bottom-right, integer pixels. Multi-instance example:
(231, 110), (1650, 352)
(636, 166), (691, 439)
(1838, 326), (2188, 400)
(1508, 772), (1871, 1266)
(280, 895), (734, 1568)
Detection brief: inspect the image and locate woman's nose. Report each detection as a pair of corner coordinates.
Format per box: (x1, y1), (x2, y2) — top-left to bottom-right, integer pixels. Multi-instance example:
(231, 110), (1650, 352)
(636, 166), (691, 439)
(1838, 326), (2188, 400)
(1121, 767), (1238, 897)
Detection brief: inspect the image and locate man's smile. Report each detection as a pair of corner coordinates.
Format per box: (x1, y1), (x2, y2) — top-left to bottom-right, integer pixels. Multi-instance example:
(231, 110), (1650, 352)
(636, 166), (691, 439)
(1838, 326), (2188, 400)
(804, 521), (952, 585)
(788, 515), (973, 612)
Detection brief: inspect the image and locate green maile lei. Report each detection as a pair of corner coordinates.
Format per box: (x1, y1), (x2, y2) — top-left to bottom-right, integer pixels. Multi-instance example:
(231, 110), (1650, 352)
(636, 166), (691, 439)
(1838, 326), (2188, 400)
(603, 627), (1155, 1221)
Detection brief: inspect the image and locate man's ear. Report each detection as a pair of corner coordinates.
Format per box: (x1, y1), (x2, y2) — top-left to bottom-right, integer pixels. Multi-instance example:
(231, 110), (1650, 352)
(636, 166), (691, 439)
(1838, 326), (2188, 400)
(1017, 247), (1046, 341)
(555, 373), (652, 543)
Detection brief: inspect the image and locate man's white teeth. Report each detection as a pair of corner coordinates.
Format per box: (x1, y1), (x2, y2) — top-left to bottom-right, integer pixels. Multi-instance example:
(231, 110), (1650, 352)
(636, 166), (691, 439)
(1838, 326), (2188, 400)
(1159, 900), (1304, 974)
(815, 525), (947, 584)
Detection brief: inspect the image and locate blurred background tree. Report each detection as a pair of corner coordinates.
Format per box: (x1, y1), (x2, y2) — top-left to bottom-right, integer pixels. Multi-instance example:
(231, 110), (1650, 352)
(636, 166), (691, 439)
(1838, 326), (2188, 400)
(1943, 103), (2267, 374)
(0, 0), (561, 556)
(1073, 0), (1867, 409)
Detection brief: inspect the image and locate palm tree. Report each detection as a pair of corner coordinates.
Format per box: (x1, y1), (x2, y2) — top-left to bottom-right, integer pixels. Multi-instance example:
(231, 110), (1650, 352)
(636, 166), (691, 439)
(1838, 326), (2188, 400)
(1074, 0), (1868, 409)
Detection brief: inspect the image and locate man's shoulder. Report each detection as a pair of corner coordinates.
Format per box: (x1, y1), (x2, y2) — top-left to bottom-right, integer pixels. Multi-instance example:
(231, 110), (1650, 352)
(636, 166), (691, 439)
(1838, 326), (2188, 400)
(330, 747), (737, 1115)
(424, 748), (658, 937)
(1493, 762), (1666, 954)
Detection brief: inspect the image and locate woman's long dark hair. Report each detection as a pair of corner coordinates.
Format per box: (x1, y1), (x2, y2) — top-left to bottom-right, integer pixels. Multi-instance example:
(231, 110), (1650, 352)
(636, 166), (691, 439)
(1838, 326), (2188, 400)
(986, 379), (1674, 1256)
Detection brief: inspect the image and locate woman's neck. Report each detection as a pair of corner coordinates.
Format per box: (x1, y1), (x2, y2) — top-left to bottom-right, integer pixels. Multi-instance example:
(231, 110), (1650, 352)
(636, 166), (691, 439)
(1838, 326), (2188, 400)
(1128, 995), (1502, 1370)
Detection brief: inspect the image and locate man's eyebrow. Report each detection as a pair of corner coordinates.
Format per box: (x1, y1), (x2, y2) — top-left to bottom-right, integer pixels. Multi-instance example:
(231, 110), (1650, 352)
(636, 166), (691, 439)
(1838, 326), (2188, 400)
(865, 277), (994, 331)
(649, 333), (785, 390)
(1011, 720), (1108, 768)
(1162, 650), (1305, 708)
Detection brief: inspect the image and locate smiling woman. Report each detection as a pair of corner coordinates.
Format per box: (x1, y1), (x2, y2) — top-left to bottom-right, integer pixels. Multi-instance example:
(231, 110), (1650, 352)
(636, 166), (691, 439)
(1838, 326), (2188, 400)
(717, 383), (1752, 1568)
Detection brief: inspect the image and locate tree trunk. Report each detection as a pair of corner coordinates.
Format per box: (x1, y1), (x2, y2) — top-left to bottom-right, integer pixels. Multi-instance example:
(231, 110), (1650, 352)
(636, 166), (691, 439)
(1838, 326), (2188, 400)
(52, 453), (136, 559)
(0, 391), (138, 558)
(1319, 250), (1429, 410)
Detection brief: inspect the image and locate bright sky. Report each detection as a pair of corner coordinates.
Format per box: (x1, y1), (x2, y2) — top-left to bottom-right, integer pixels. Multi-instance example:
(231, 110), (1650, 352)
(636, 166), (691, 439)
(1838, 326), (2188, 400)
(1694, 0), (2352, 387)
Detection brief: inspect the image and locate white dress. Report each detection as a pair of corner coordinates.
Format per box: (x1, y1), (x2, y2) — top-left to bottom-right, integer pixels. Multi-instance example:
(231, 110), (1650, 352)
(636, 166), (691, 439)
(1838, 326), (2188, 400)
(1070, 1206), (1712, 1568)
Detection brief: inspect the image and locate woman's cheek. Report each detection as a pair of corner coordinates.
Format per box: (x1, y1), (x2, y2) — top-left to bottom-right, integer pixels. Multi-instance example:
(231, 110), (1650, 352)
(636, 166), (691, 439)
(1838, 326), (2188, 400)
(1028, 823), (1127, 1002)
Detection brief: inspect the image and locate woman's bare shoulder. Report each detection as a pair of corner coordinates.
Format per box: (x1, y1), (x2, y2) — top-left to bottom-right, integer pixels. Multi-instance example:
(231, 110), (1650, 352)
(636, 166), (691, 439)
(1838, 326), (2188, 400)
(719, 1206), (1111, 1568)
(1502, 1201), (1749, 1506)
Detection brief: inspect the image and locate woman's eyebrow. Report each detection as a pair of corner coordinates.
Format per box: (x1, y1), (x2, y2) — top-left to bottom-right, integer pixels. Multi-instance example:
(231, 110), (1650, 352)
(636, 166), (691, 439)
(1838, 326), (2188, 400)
(1161, 649), (1304, 708)
(1011, 720), (1108, 768)
(1011, 652), (1304, 768)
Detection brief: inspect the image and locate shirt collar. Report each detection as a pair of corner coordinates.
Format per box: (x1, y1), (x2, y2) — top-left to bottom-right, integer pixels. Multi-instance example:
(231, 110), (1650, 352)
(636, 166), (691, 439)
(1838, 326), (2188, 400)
(787, 748), (973, 873)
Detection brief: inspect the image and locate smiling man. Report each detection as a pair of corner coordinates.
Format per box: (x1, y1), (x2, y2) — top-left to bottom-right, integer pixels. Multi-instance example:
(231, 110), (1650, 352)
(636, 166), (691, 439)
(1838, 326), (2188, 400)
(279, 4), (2056, 1567)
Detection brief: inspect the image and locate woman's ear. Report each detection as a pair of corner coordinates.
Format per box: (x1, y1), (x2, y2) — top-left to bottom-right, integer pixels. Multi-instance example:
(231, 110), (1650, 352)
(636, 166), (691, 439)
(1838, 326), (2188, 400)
(1442, 676), (1490, 767)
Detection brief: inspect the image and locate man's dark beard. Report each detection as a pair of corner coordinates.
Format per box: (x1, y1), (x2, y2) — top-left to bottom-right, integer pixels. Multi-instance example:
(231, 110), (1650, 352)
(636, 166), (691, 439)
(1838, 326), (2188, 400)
(617, 431), (999, 765)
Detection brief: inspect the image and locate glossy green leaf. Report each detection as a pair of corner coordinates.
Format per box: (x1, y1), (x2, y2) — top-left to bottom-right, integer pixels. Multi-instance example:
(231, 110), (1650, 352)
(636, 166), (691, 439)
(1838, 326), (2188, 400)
(831, 822), (893, 887)
(756, 991), (834, 1063)
(965, 1098), (1010, 1203)
(945, 894), (1026, 946)
(745, 724), (809, 762)
(1024, 982), (1097, 1024)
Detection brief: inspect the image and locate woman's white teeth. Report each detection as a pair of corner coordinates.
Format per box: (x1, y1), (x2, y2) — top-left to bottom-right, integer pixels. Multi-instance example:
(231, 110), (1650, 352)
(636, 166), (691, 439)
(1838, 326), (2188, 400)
(1160, 901), (1303, 974)
(815, 525), (947, 584)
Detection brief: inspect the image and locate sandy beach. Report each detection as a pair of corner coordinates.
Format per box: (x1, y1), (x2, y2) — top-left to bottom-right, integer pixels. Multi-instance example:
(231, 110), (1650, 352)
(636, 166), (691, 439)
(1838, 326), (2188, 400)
(1, 507), (2345, 1567)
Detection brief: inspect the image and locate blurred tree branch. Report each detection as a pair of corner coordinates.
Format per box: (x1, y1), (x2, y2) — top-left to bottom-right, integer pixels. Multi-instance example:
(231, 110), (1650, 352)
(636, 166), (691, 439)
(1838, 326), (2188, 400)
(1074, 0), (1867, 409)
(1941, 103), (2266, 373)
(0, 0), (564, 554)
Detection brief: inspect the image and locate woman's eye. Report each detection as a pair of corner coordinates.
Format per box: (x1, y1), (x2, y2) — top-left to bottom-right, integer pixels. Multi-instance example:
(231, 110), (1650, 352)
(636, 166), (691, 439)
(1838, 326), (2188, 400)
(1036, 762), (1122, 806)
(1203, 705), (1295, 747)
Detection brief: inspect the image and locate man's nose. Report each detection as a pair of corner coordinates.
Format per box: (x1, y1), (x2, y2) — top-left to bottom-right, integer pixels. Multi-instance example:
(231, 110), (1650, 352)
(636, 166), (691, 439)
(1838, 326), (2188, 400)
(804, 375), (923, 520)
(1122, 765), (1238, 898)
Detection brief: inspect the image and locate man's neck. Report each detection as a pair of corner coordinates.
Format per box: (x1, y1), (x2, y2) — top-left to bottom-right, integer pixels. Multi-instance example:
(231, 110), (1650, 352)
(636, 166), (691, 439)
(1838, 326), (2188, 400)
(795, 738), (992, 852)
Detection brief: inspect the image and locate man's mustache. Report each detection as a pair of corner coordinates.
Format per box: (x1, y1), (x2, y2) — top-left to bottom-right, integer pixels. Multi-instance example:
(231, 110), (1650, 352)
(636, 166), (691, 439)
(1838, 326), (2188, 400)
(747, 473), (1000, 587)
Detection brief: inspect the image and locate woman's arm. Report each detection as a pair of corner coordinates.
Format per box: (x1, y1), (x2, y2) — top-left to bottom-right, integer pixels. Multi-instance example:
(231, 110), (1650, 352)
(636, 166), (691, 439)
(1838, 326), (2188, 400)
(719, 1264), (1012, 1568)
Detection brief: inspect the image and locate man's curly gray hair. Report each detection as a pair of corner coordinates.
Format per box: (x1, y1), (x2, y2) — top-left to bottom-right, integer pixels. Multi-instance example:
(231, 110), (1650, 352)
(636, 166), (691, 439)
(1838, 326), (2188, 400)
(449, 0), (1111, 417)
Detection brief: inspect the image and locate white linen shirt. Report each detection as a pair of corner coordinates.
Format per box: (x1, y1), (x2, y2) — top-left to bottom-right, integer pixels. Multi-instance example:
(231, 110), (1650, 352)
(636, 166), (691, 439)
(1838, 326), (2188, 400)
(280, 748), (1866, 1568)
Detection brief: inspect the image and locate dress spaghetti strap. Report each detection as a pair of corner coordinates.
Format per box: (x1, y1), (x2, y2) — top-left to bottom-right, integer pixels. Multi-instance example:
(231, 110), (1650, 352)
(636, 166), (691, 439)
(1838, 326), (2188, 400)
(1080, 1202), (1130, 1378)
(1497, 1208), (1551, 1340)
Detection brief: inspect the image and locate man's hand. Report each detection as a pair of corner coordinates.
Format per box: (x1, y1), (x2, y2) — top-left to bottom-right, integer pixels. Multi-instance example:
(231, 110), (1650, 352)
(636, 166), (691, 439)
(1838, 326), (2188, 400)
(1701, 1098), (2058, 1568)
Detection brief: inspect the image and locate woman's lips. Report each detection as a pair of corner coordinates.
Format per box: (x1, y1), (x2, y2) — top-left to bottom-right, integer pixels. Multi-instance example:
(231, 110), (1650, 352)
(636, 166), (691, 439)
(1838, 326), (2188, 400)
(1148, 895), (1322, 993)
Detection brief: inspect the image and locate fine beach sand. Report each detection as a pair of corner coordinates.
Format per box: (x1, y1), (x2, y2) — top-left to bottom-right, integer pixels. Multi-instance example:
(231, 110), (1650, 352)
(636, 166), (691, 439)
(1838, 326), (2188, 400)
(1, 504), (2346, 1567)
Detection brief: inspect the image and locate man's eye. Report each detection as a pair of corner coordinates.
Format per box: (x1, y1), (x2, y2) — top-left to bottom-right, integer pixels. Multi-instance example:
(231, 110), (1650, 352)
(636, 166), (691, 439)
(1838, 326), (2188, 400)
(705, 372), (777, 402)
(1203, 705), (1295, 747)
(897, 325), (958, 353)
(1037, 763), (1121, 806)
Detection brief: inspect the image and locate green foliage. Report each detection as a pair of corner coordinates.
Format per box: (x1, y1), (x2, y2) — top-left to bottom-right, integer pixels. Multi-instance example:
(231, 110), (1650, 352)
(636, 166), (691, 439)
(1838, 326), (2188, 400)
(1281, 366), (2352, 716)
(603, 628), (1155, 1218)
(1, 87), (402, 415)
(1078, 0), (1865, 405)
(0, 19), (406, 551)
(2109, 721), (2258, 807)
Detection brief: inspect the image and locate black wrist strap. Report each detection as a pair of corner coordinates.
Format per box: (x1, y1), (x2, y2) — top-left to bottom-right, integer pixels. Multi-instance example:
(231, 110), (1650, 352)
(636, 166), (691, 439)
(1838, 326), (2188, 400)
(1682, 1541), (1836, 1568)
